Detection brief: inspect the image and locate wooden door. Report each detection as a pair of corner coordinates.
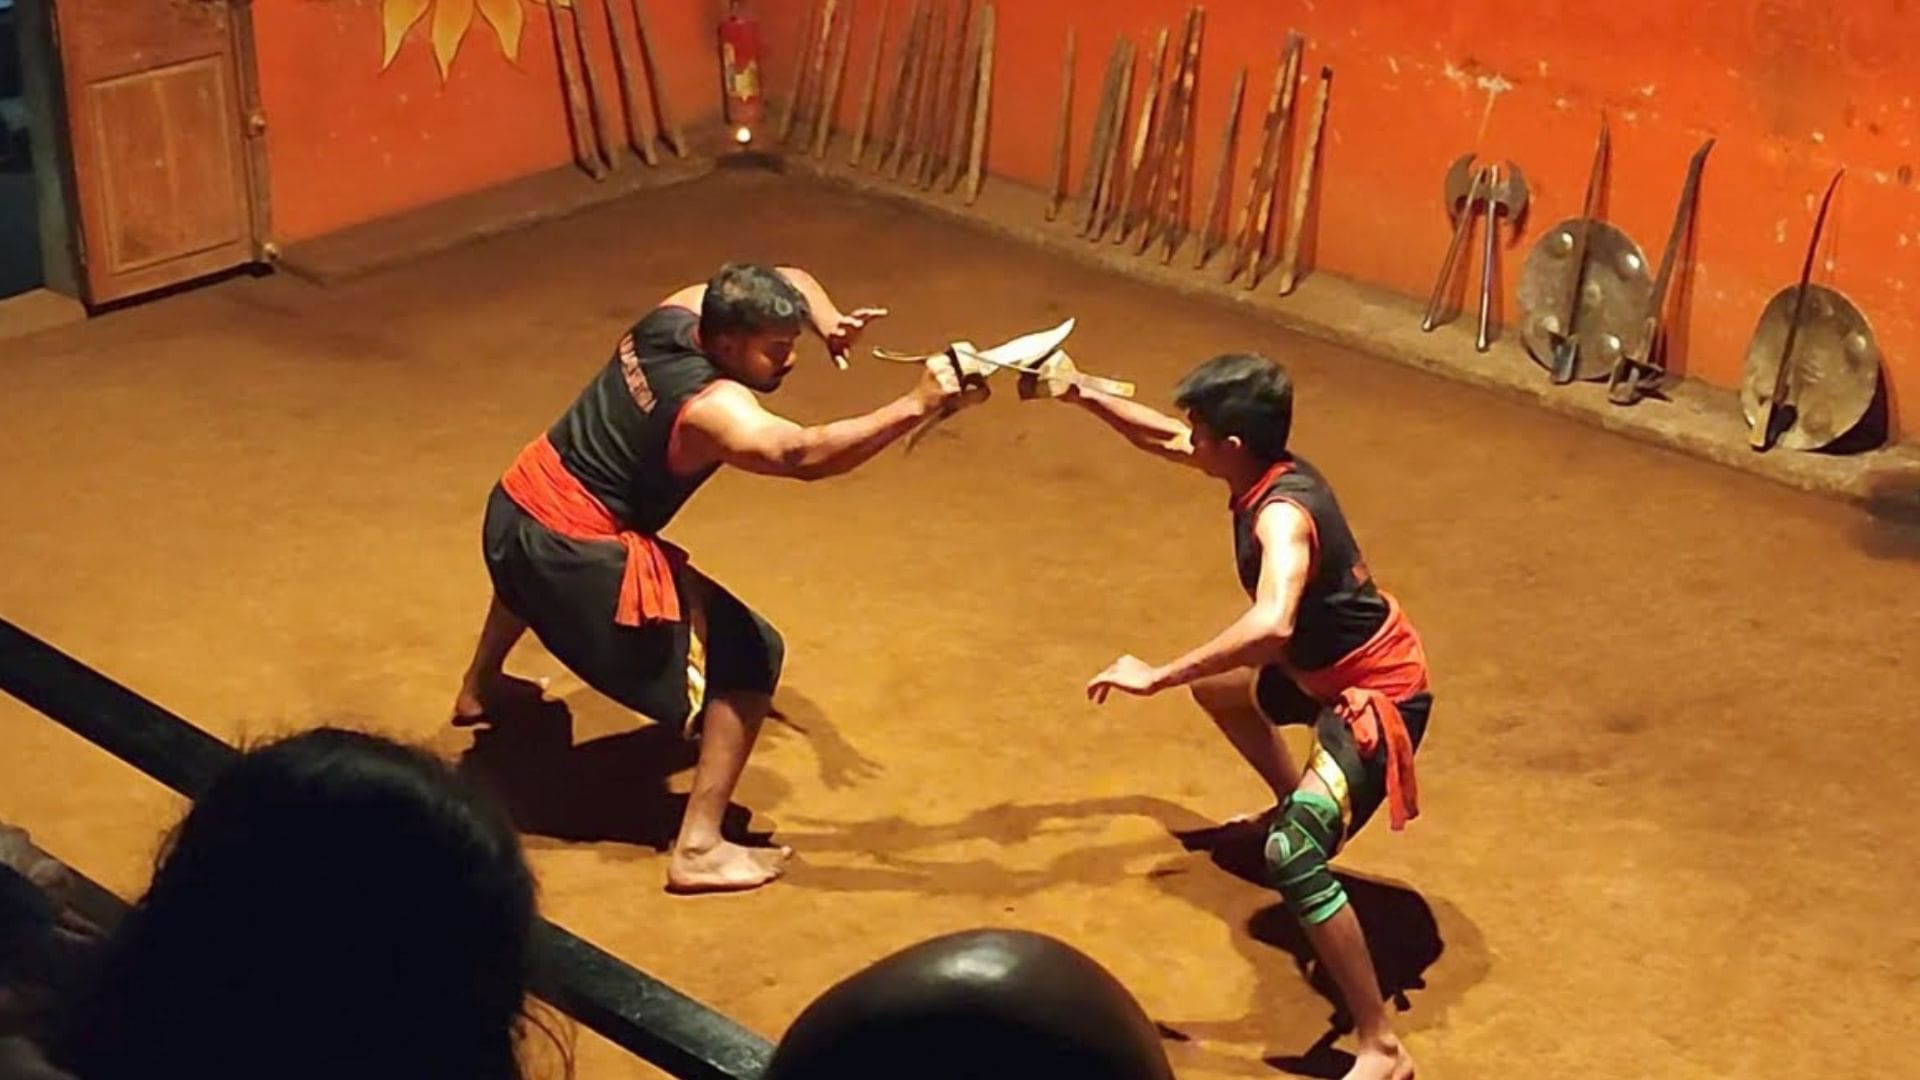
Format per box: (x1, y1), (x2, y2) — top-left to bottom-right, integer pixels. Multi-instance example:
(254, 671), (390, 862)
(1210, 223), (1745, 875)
(51, 0), (269, 305)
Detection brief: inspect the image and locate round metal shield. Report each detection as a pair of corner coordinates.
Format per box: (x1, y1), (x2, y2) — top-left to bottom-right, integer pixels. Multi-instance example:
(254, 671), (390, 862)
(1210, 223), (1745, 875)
(1516, 219), (1653, 382)
(1739, 284), (1881, 451)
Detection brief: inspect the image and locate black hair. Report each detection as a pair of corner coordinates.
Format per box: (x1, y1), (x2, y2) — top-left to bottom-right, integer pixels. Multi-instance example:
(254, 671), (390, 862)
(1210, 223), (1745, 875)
(700, 263), (811, 341)
(1171, 352), (1294, 461)
(56, 727), (557, 1080)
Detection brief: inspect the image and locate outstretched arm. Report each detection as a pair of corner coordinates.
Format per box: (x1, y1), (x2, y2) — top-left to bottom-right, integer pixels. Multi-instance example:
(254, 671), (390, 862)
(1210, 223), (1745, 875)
(1066, 382), (1199, 466)
(673, 362), (961, 482)
(1087, 502), (1312, 700)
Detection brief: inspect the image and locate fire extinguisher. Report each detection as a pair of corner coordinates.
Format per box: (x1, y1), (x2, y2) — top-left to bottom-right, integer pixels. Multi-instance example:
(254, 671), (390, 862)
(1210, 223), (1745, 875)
(719, 0), (764, 141)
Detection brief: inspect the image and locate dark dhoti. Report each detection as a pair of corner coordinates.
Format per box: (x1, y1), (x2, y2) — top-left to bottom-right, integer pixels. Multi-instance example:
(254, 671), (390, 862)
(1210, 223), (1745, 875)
(481, 484), (785, 729)
(1253, 666), (1432, 840)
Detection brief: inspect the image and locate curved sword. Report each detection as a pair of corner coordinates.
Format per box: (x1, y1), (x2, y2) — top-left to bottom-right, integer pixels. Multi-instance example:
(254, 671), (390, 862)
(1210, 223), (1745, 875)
(871, 318), (1107, 450)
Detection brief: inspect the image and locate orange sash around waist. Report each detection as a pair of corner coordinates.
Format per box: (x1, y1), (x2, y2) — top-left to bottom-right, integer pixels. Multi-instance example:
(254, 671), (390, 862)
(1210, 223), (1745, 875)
(499, 435), (683, 627)
(1289, 593), (1428, 831)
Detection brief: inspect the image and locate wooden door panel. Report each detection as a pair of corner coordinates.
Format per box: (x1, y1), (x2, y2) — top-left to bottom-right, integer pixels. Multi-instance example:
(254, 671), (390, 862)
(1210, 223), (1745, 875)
(55, 0), (264, 304)
(89, 57), (247, 273)
(59, 0), (230, 73)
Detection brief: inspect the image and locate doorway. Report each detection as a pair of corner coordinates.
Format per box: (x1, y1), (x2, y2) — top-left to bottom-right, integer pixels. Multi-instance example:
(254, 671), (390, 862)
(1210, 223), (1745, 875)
(1, 0), (270, 313)
(1, 0), (44, 299)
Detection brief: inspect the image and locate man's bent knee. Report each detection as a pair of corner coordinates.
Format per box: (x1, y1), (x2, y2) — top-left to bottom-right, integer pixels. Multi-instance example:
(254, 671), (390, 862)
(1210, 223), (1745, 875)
(1264, 790), (1348, 925)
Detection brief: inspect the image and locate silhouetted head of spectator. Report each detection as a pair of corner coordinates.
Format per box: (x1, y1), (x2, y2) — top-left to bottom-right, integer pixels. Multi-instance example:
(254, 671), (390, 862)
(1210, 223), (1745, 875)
(0, 856), (56, 1023)
(57, 728), (547, 1080)
(766, 929), (1175, 1080)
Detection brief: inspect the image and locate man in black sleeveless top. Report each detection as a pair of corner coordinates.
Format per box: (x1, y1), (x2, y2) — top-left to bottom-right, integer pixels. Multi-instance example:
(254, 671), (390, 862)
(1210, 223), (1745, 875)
(1063, 354), (1427, 1080)
(452, 263), (971, 894)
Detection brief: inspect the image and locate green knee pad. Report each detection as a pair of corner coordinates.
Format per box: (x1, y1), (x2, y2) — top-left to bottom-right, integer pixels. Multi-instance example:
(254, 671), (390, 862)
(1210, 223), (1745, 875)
(1264, 790), (1348, 926)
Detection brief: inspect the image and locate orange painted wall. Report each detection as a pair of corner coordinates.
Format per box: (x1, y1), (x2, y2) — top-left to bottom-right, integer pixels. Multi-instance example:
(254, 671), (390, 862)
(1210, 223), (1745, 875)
(761, 0), (1920, 438)
(251, 0), (726, 243)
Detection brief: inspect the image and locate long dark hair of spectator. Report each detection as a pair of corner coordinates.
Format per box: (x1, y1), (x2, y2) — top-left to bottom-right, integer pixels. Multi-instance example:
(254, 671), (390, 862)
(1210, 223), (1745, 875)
(56, 727), (565, 1080)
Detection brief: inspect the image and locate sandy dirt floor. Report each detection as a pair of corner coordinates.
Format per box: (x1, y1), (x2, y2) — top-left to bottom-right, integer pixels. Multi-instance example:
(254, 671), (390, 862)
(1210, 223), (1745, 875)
(3, 170), (1919, 1079)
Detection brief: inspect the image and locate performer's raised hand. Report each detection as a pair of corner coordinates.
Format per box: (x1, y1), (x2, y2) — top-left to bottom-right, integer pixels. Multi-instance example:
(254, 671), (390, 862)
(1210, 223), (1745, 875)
(1086, 654), (1165, 703)
(824, 306), (889, 368)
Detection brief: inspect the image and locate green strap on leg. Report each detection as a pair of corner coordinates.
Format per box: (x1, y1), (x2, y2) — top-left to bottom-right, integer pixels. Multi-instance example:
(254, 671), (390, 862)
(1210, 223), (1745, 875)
(1264, 789), (1349, 926)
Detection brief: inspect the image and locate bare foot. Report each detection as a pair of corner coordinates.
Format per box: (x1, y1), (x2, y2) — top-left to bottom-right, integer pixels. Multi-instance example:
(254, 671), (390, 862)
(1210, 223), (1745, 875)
(665, 841), (792, 895)
(1342, 1036), (1415, 1080)
(451, 672), (548, 726)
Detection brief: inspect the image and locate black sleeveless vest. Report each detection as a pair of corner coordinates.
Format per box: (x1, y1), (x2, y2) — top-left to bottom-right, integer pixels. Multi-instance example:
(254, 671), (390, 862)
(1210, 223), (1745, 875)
(1232, 456), (1390, 671)
(546, 306), (724, 533)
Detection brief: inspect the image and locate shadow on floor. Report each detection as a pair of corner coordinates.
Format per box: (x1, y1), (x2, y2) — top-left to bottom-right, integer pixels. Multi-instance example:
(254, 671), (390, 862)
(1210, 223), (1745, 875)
(451, 689), (769, 852)
(1854, 466), (1920, 561)
(769, 793), (1486, 1077)
(759, 687), (886, 792)
(1151, 819), (1472, 1077)
(448, 683), (872, 852)
(769, 793), (1215, 897)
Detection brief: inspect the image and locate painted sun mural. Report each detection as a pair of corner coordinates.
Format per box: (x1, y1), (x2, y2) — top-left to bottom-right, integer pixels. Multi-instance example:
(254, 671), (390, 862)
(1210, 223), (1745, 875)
(382, 0), (571, 79)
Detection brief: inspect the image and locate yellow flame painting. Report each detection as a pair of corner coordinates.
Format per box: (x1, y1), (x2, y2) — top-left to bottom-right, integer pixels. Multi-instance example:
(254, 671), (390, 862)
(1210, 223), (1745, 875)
(383, 0), (571, 79)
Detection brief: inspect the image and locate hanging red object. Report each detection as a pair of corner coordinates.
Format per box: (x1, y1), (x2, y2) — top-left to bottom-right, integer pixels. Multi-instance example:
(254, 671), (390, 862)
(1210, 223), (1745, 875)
(719, 1), (764, 140)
